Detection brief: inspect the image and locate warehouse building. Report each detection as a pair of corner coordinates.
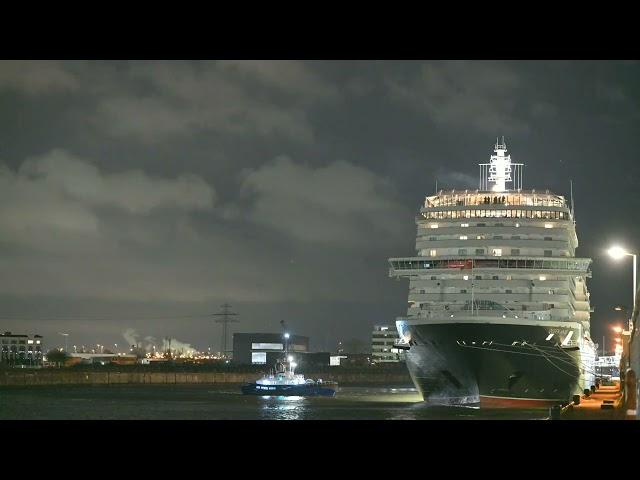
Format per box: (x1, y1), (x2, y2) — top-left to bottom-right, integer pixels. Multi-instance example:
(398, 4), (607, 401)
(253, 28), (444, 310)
(232, 332), (310, 366)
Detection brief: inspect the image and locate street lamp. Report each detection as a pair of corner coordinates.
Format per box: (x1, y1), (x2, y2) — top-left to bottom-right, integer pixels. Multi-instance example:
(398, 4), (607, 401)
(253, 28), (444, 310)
(607, 245), (637, 311)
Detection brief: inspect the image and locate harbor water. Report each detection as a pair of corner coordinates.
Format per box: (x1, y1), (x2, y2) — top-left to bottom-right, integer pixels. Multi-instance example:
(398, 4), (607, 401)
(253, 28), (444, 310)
(0, 384), (548, 420)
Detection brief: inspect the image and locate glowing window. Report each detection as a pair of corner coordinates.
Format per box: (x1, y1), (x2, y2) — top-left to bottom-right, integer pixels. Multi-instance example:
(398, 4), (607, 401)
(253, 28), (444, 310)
(539, 276), (546, 281)
(251, 352), (267, 364)
(430, 224), (439, 229)
(461, 223), (469, 228)
(460, 235), (468, 240)
(492, 248), (502, 257)
(251, 343), (283, 351)
(544, 223), (553, 229)
(463, 275), (469, 281)
(430, 249), (437, 257)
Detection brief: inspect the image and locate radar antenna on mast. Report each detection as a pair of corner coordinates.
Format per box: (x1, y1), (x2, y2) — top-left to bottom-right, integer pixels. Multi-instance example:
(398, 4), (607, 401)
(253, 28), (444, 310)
(478, 137), (524, 192)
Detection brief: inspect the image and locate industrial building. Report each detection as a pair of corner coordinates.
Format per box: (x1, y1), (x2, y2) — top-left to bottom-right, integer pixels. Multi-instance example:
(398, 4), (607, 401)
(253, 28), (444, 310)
(371, 325), (405, 363)
(232, 332), (309, 366)
(0, 332), (44, 367)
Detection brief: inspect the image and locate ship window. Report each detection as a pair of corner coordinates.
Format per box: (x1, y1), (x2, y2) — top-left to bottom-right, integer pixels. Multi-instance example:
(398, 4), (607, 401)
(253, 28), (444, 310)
(544, 223), (553, 229)
(461, 223), (469, 227)
(511, 249), (520, 255)
(512, 235), (520, 240)
(492, 248), (502, 257)
(431, 276), (437, 280)
(506, 289), (512, 294)
(475, 275), (482, 280)
(463, 275), (469, 280)
(476, 249), (485, 255)
(430, 224), (439, 229)
(458, 249), (467, 255)
(429, 236), (437, 241)
(459, 235), (468, 240)
(494, 235), (503, 239)
(492, 275), (499, 280)
(460, 289), (467, 294)
(544, 237), (552, 241)
(477, 223), (486, 227)
(544, 250), (552, 257)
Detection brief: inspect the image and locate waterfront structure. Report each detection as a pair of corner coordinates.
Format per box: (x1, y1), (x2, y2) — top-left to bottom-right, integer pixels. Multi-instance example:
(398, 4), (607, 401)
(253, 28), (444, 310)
(389, 139), (596, 407)
(371, 325), (405, 363)
(0, 332), (44, 367)
(232, 332), (309, 365)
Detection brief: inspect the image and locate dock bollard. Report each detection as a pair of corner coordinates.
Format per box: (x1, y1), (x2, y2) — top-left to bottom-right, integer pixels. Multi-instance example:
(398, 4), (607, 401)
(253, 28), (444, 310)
(549, 405), (561, 420)
(573, 394), (581, 405)
(625, 369), (637, 419)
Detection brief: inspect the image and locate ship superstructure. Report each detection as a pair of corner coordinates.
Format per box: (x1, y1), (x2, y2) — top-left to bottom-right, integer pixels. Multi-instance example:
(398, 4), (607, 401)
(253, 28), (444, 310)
(389, 139), (596, 407)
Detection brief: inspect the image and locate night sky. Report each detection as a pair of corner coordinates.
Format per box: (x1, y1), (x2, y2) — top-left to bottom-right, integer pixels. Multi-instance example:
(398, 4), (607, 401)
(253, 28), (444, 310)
(0, 60), (638, 354)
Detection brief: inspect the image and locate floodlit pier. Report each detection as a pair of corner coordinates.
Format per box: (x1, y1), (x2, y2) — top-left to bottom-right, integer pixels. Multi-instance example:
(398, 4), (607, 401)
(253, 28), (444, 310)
(556, 382), (624, 420)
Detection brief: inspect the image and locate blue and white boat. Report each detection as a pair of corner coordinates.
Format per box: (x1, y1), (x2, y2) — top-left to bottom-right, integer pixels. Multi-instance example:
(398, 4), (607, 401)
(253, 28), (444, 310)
(241, 325), (336, 397)
(241, 359), (336, 397)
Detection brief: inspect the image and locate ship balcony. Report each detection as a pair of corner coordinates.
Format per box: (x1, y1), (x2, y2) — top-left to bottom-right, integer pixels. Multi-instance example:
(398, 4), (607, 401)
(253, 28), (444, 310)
(415, 239), (568, 250)
(389, 257), (592, 277)
(409, 279), (569, 289)
(407, 292), (570, 303)
(404, 308), (554, 322)
(424, 191), (568, 209)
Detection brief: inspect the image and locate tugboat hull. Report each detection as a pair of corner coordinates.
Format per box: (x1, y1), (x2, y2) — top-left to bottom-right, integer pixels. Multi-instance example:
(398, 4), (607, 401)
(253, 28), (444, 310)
(241, 383), (336, 397)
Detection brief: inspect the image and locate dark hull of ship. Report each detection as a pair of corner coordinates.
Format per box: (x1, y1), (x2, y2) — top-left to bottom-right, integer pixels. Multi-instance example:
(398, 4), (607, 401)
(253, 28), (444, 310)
(404, 322), (586, 408)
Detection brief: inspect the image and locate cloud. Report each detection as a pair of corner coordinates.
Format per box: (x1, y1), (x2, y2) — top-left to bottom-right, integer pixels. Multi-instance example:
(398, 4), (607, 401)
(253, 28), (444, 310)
(239, 156), (412, 245)
(18, 149), (215, 214)
(436, 170), (478, 189)
(92, 61), (337, 143)
(386, 61), (529, 134)
(0, 149), (215, 248)
(0, 60), (78, 94)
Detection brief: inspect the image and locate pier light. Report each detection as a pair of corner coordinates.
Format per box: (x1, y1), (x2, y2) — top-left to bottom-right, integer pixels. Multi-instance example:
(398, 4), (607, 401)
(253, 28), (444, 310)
(607, 245), (629, 260)
(612, 326), (623, 334)
(288, 355), (293, 362)
(606, 245), (637, 319)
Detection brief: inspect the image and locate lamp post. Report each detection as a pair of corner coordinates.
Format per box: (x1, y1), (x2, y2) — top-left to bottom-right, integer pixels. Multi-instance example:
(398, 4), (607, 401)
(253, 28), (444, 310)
(607, 246), (637, 315)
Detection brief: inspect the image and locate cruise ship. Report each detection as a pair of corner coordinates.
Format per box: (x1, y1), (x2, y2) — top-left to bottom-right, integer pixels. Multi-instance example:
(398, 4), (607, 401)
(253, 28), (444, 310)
(389, 139), (597, 407)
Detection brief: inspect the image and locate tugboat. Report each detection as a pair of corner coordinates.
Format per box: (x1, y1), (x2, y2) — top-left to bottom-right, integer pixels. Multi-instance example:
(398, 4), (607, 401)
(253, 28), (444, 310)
(241, 325), (337, 397)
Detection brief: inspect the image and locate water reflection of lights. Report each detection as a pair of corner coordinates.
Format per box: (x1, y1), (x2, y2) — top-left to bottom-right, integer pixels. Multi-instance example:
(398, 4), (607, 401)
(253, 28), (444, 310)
(259, 395), (306, 420)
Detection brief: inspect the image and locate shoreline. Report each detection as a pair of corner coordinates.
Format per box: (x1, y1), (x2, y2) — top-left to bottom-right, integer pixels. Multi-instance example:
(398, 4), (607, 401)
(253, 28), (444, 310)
(0, 369), (412, 387)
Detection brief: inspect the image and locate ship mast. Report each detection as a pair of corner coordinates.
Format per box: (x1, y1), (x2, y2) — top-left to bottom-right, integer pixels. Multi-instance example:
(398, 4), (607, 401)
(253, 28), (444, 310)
(478, 137), (524, 192)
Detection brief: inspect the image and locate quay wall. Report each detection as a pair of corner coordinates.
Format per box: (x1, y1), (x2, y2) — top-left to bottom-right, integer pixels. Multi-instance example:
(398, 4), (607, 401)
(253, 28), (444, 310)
(0, 370), (412, 387)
